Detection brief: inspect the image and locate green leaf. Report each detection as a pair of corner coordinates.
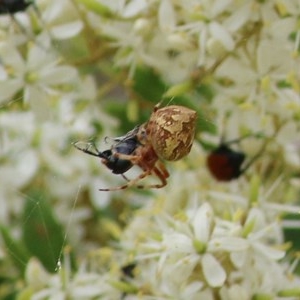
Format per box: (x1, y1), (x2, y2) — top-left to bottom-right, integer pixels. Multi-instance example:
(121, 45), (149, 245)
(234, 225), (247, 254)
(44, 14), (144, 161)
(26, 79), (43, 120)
(104, 100), (151, 134)
(132, 67), (167, 103)
(0, 225), (30, 274)
(22, 191), (68, 273)
(163, 82), (193, 98)
(284, 213), (300, 250)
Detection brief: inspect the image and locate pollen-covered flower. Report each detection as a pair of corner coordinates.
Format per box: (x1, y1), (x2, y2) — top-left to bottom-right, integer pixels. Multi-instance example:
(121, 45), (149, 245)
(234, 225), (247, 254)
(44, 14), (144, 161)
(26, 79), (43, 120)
(0, 42), (78, 116)
(37, 0), (83, 40)
(115, 188), (299, 299)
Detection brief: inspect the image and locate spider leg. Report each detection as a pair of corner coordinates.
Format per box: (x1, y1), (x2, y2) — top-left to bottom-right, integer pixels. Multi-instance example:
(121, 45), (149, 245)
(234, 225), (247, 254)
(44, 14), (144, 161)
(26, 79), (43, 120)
(156, 160), (170, 178)
(114, 153), (140, 164)
(135, 162), (169, 189)
(99, 169), (152, 191)
(98, 146), (169, 191)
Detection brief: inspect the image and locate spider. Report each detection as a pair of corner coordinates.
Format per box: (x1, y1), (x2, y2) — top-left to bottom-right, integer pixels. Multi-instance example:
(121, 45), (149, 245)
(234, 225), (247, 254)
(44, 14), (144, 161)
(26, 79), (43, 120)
(206, 134), (264, 181)
(74, 104), (197, 191)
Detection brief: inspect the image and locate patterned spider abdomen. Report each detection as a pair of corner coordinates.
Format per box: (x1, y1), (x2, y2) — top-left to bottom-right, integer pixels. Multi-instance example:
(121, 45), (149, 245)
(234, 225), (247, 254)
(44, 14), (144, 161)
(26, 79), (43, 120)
(147, 105), (197, 161)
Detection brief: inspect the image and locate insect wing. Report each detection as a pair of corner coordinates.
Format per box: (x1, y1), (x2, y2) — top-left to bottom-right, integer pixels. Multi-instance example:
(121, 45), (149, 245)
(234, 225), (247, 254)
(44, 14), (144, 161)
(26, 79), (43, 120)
(112, 125), (141, 143)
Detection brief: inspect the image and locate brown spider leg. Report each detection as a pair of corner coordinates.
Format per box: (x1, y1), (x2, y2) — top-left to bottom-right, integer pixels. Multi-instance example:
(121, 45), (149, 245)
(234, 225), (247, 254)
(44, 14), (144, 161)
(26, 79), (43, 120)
(113, 153), (140, 163)
(135, 163), (169, 189)
(156, 160), (170, 178)
(99, 164), (169, 191)
(99, 169), (152, 191)
(98, 147), (169, 191)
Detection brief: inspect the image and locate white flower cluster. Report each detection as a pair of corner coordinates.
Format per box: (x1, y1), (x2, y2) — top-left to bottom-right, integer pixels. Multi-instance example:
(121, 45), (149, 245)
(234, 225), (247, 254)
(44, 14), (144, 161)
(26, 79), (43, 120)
(85, 0), (300, 84)
(0, 0), (299, 299)
(21, 187), (300, 299)
(0, 0), (118, 252)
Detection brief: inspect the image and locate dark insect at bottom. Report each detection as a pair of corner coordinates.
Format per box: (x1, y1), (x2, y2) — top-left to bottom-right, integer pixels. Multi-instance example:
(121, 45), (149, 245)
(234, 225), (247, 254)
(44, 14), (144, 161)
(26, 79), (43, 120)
(121, 262), (136, 279)
(120, 262), (137, 298)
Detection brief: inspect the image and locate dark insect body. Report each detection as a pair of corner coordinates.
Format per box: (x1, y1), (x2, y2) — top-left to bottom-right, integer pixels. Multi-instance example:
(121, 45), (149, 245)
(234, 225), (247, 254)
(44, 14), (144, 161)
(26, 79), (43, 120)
(121, 263), (136, 278)
(0, 0), (33, 14)
(120, 263), (136, 299)
(73, 126), (141, 176)
(207, 144), (246, 181)
(206, 134), (264, 181)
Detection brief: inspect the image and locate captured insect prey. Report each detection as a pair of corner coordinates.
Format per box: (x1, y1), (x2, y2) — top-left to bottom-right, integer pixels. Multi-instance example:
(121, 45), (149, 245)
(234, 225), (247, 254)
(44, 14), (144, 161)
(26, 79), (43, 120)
(73, 125), (141, 176)
(73, 104), (197, 191)
(0, 0), (33, 14)
(206, 134), (264, 181)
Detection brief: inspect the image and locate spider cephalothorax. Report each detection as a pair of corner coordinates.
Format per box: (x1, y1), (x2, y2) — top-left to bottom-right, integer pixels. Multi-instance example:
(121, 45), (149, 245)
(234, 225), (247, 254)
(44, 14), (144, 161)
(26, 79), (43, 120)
(74, 104), (197, 191)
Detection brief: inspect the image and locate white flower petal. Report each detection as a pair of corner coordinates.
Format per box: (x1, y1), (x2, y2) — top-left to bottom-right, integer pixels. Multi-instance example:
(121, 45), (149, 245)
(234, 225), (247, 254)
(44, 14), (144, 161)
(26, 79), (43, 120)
(209, 22), (234, 51)
(27, 45), (55, 70)
(209, 237), (249, 252)
(224, 3), (252, 31)
(50, 21), (83, 40)
(160, 254), (199, 285)
(25, 258), (50, 290)
(122, 0), (148, 18)
(182, 281), (204, 298)
(202, 253), (226, 287)
(216, 56), (256, 84)
(1, 149), (38, 188)
(253, 242), (285, 260)
(25, 86), (52, 121)
(192, 203), (213, 243)
(244, 207), (266, 233)
(163, 232), (194, 253)
(0, 79), (24, 103)
(211, 0), (232, 17)
(230, 251), (247, 268)
(0, 42), (25, 72)
(257, 39), (293, 75)
(40, 66), (78, 85)
(220, 284), (249, 300)
(158, 0), (176, 32)
(197, 289), (215, 300)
